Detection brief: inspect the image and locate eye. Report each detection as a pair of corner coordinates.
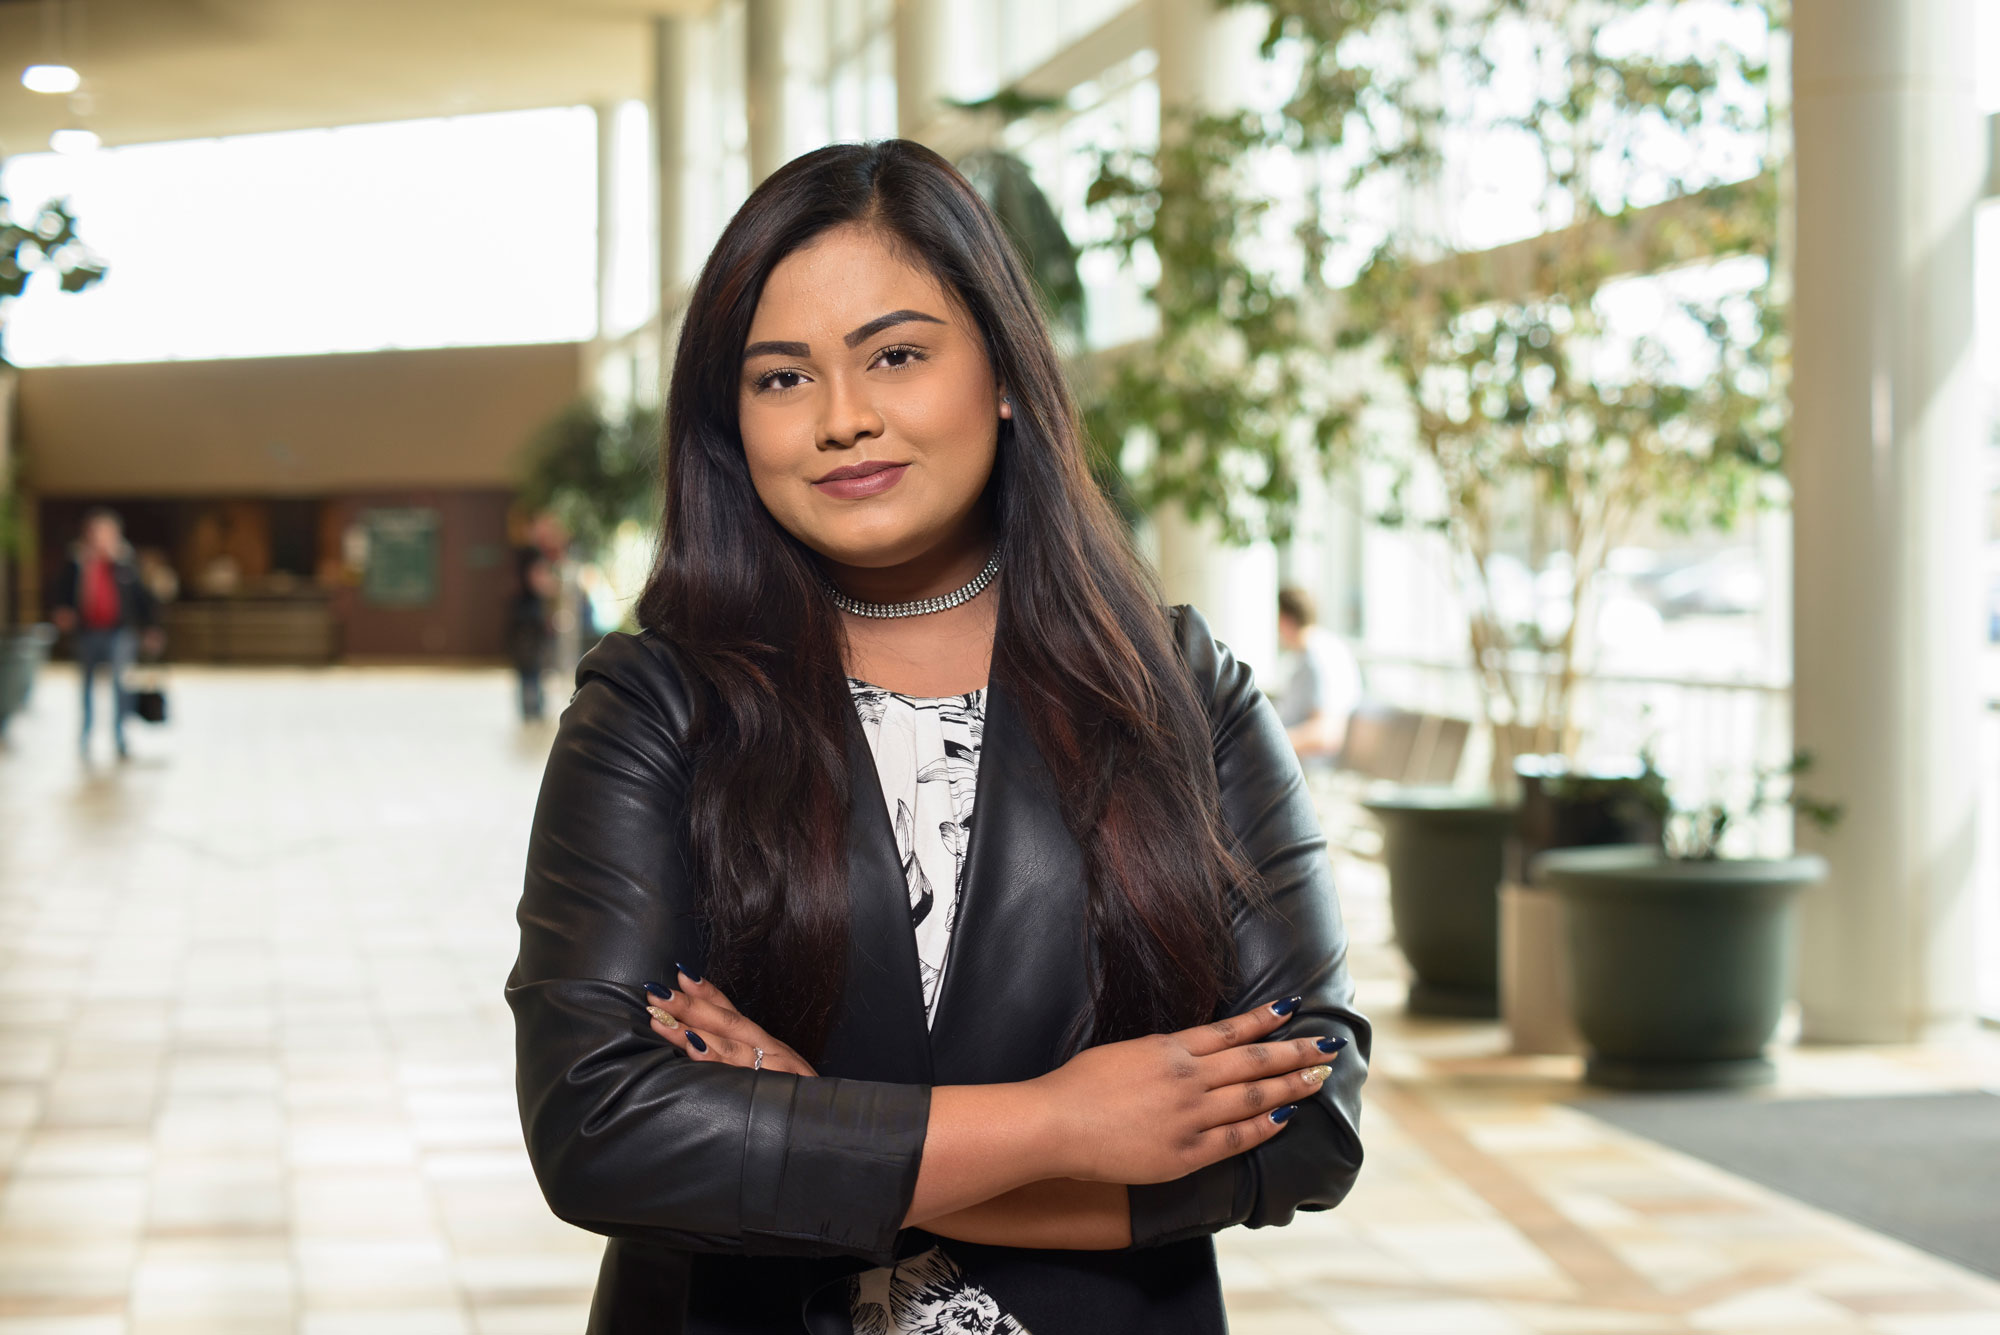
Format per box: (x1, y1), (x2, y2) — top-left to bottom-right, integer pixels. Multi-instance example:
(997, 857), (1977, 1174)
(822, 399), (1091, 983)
(753, 367), (810, 394)
(872, 344), (927, 371)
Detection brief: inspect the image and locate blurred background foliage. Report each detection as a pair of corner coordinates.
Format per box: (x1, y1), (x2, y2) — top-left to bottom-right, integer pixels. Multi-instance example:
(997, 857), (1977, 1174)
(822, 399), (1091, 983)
(517, 399), (660, 565)
(1, 189), (107, 367)
(1086, 0), (1785, 761)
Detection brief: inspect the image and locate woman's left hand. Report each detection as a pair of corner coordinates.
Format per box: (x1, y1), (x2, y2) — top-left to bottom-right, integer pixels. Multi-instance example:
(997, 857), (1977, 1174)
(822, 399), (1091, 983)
(643, 968), (818, 1077)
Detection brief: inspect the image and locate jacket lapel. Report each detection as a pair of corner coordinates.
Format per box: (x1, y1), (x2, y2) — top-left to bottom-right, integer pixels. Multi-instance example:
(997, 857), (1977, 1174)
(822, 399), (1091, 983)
(816, 706), (935, 1085)
(926, 675), (1094, 1084)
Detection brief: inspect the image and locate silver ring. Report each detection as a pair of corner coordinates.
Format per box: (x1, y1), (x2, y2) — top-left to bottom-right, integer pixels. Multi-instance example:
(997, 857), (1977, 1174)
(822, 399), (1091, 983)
(753, 1047), (765, 1071)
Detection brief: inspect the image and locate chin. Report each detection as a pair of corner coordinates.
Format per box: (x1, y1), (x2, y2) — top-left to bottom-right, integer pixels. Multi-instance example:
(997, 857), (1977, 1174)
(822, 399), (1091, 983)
(806, 521), (946, 571)
(792, 508), (924, 567)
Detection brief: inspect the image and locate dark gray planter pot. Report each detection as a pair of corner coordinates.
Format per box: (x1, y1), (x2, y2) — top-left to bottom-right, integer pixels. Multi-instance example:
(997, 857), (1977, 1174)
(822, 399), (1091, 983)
(1363, 790), (1516, 1018)
(0, 624), (55, 738)
(1534, 846), (1828, 1090)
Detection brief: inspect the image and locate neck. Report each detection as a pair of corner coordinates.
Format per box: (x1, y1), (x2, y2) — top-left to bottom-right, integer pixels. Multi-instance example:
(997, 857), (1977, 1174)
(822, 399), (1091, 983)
(821, 518), (996, 609)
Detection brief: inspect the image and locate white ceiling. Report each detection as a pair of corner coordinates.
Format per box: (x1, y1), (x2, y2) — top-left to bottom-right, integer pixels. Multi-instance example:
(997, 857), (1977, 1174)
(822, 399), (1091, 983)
(0, 0), (712, 155)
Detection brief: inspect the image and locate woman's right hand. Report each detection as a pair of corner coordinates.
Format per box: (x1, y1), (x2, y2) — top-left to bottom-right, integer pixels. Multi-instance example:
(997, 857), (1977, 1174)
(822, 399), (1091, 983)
(1031, 998), (1347, 1186)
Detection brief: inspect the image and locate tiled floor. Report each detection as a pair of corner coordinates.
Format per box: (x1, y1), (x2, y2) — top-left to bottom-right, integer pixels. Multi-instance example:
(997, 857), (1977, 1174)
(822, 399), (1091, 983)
(1, 664), (1995, 1334)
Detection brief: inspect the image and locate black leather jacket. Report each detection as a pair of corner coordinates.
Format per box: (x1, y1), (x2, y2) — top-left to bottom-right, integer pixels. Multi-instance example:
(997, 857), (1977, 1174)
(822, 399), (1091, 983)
(507, 604), (1371, 1334)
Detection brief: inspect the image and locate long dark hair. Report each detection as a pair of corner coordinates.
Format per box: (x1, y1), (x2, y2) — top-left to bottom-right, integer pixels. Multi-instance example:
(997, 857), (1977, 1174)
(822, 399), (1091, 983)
(639, 140), (1253, 1059)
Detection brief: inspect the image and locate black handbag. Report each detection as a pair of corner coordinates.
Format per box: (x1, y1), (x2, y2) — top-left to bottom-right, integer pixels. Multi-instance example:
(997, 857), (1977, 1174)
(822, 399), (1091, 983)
(129, 667), (168, 725)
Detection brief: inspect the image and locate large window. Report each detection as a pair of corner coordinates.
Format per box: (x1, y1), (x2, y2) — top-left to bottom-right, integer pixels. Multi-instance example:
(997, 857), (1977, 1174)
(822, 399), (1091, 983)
(1, 106), (598, 366)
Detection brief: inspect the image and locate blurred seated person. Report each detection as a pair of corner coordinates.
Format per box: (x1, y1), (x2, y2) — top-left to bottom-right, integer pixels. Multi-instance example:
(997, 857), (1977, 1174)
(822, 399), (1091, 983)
(1273, 586), (1361, 763)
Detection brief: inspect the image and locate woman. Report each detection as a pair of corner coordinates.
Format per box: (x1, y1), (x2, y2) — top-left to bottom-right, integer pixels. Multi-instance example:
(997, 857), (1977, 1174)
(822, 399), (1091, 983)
(508, 140), (1370, 1335)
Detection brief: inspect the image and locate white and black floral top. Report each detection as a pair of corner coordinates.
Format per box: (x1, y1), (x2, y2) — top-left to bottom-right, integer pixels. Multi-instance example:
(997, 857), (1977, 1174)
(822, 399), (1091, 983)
(844, 678), (1029, 1335)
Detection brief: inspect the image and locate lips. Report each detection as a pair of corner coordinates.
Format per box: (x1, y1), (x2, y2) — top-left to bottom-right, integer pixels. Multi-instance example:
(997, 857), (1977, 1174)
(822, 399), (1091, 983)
(812, 460), (909, 499)
(815, 459), (905, 483)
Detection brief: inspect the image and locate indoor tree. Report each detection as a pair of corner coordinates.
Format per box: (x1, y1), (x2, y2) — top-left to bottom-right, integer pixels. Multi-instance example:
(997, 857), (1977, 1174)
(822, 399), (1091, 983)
(1087, 0), (1786, 778)
(1, 184), (108, 628)
(516, 399), (661, 566)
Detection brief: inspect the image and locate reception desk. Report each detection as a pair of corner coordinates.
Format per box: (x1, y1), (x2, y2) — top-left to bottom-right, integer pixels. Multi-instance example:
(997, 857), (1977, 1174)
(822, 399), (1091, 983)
(165, 597), (339, 665)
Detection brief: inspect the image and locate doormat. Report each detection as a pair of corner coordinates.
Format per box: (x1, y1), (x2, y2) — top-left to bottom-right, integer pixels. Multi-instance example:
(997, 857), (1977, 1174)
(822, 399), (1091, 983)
(1571, 1089), (2000, 1281)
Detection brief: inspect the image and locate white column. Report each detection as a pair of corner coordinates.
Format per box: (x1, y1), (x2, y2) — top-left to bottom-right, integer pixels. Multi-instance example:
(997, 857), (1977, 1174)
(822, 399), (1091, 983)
(746, 0), (787, 184)
(580, 101), (621, 402)
(594, 101), (620, 343)
(895, 0), (950, 144)
(653, 14), (693, 318)
(1790, 0), (1986, 1042)
(1148, 0), (1279, 678)
(748, 0), (824, 185)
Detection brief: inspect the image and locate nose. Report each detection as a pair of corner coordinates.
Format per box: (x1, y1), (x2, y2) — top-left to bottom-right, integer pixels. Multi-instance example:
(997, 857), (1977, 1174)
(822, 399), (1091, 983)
(817, 370), (884, 450)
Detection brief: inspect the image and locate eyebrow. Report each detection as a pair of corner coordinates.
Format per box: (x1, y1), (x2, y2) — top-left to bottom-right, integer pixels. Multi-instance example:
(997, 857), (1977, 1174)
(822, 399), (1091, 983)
(741, 308), (947, 362)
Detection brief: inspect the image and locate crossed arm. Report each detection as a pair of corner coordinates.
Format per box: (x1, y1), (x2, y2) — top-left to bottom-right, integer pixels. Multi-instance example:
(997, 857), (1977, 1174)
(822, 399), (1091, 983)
(640, 967), (1345, 1250)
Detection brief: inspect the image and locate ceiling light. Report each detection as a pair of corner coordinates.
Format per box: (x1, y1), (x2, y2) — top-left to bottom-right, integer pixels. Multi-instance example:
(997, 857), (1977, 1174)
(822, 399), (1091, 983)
(22, 64), (81, 95)
(50, 126), (100, 156)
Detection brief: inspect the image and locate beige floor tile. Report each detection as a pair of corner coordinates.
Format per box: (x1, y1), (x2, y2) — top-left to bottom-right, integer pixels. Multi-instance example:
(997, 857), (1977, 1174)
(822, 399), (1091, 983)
(294, 1238), (455, 1302)
(470, 1303), (592, 1334)
(0, 1243), (140, 1301)
(1335, 1298), (1542, 1335)
(128, 1319), (290, 1335)
(11, 1132), (151, 1179)
(1870, 1317), (2000, 1335)
(299, 1310), (470, 1335)
(1688, 1286), (1869, 1329)
(129, 1239), (293, 1321)
(0, 1175), (148, 1239)
(1492, 1302), (1689, 1334)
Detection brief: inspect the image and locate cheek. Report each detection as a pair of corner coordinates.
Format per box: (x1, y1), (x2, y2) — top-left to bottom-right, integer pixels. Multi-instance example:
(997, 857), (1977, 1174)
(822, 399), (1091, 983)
(737, 410), (805, 508)
(897, 381), (999, 487)
(740, 403), (800, 481)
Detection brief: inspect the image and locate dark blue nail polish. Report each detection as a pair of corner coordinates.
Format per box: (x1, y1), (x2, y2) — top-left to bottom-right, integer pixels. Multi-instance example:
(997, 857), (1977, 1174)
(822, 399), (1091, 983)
(1269, 1104), (1298, 1124)
(643, 981), (672, 1000)
(684, 1029), (707, 1053)
(677, 962), (703, 983)
(1316, 1036), (1349, 1054)
(1270, 995), (1304, 1017)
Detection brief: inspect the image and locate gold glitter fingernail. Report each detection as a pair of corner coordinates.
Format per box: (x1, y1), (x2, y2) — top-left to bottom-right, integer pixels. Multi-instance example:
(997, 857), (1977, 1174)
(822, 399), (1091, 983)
(648, 1006), (680, 1029)
(1301, 1064), (1332, 1086)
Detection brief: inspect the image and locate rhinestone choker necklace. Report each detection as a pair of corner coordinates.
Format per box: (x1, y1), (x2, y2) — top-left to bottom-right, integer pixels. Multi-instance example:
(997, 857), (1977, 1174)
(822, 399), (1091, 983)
(825, 546), (1001, 619)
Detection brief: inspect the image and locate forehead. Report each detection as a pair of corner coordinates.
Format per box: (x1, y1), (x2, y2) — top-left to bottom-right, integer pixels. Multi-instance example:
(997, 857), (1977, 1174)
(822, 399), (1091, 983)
(747, 225), (961, 338)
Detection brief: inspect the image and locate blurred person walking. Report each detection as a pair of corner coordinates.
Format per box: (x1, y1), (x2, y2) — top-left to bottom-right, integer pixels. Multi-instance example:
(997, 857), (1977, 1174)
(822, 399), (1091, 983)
(509, 514), (566, 722)
(49, 508), (161, 761)
(1272, 586), (1362, 763)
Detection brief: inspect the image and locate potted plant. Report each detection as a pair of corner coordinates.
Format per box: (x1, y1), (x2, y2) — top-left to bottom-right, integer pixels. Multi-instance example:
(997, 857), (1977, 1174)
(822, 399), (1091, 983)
(1533, 755), (1840, 1088)
(0, 443), (55, 738)
(1362, 788), (1518, 1016)
(1502, 754), (1671, 1048)
(1361, 757), (1666, 1020)
(1085, 0), (1788, 1017)
(1, 184), (106, 736)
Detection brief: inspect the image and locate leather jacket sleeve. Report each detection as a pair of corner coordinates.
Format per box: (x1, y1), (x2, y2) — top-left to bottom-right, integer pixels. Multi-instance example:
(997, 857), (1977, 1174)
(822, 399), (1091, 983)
(505, 632), (932, 1265)
(1127, 605), (1373, 1248)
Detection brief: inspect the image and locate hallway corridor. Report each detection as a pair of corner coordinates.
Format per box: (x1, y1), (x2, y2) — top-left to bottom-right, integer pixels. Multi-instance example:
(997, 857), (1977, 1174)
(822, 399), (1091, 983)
(1, 666), (1996, 1334)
